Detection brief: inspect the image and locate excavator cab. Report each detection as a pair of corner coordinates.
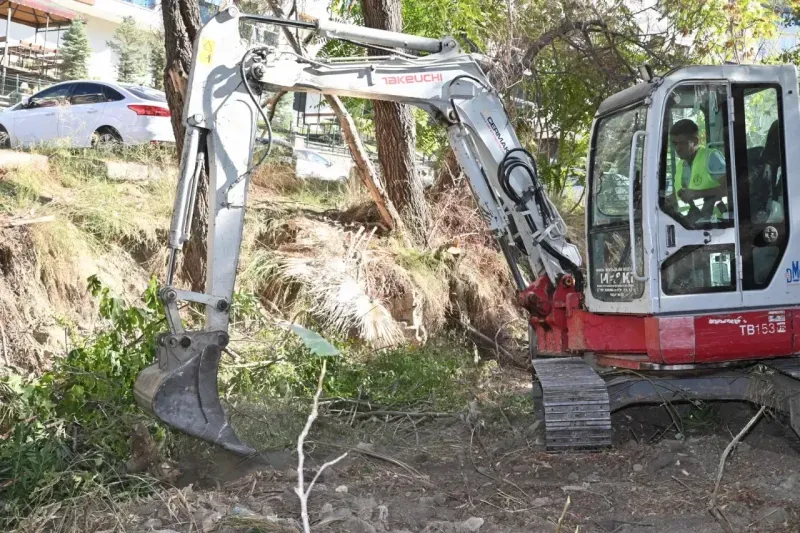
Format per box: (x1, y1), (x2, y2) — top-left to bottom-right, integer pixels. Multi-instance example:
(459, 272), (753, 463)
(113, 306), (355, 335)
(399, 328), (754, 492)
(577, 65), (797, 360)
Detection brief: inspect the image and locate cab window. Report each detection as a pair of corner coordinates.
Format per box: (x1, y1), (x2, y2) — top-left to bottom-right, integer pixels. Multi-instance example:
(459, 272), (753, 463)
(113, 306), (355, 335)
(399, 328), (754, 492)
(588, 104), (646, 302)
(659, 83), (732, 230)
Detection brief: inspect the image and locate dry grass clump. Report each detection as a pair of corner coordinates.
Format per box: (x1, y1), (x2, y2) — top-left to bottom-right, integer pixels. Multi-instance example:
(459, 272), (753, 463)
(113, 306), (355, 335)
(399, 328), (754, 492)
(241, 179), (525, 351)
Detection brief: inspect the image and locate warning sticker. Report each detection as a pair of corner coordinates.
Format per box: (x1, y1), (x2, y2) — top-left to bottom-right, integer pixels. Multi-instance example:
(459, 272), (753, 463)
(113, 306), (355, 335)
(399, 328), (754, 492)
(199, 38), (216, 65)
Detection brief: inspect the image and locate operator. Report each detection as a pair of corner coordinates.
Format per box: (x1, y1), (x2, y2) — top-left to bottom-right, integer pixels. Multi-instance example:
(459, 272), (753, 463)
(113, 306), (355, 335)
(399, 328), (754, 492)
(670, 119), (728, 221)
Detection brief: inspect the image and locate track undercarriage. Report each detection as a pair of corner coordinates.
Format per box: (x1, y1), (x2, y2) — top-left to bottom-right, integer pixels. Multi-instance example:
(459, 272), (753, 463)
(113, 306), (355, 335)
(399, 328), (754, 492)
(531, 355), (800, 451)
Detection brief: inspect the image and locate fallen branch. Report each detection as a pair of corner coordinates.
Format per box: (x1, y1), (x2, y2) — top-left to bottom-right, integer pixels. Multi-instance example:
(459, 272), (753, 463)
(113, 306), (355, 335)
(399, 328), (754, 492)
(5, 215), (55, 227)
(349, 409), (457, 418)
(711, 405), (765, 506)
(461, 322), (522, 366)
(295, 360), (345, 533)
(350, 447), (434, 488)
(708, 405), (766, 533)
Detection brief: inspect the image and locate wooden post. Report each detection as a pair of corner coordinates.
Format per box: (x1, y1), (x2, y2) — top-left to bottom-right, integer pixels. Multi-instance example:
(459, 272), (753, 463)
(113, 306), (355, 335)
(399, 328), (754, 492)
(1, 5), (11, 94)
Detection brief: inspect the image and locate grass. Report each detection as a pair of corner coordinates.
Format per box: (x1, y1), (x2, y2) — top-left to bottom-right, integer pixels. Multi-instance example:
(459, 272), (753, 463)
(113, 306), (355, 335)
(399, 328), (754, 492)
(0, 148), (172, 251)
(224, 330), (484, 450)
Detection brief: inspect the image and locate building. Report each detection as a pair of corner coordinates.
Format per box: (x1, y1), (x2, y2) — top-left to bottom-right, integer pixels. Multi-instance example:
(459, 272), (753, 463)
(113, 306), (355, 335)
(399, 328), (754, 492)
(2, 0), (162, 84)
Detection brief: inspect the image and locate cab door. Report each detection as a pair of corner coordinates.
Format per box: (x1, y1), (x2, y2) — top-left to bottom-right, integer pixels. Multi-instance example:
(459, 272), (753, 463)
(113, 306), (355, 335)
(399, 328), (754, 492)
(654, 81), (742, 314)
(730, 83), (791, 306)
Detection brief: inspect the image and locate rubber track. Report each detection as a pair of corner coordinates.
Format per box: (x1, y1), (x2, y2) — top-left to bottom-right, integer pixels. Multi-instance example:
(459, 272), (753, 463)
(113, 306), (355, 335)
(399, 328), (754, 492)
(532, 357), (612, 451)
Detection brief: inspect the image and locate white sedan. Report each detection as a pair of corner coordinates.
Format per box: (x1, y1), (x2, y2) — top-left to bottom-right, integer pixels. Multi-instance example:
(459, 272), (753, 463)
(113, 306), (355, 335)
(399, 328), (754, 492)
(295, 148), (352, 182)
(0, 80), (175, 149)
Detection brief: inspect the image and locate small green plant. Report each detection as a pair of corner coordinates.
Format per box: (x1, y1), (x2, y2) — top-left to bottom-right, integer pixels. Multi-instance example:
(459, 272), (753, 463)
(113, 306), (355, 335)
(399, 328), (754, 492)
(0, 275), (167, 527)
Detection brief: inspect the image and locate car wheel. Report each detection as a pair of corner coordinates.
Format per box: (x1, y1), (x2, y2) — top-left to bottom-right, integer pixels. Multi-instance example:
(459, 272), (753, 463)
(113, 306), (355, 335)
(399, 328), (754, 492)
(92, 128), (122, 150)
(0, 127), (10, 149)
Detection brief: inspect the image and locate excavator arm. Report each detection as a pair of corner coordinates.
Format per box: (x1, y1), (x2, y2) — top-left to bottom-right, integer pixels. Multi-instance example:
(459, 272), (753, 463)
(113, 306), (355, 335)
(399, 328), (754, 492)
(133, 6), (581, 454)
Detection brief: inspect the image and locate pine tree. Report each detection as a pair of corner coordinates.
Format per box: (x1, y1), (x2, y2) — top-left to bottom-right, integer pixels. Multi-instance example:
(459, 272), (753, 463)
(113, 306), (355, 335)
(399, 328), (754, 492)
(107, 16), (148, 83)
(60, 19), (91, 80)
(148, 31), (166, 90)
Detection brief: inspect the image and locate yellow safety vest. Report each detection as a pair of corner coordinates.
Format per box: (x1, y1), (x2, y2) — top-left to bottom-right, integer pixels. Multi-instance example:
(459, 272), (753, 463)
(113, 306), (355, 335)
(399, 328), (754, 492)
(674, 146), (721, 193)
(674, 146), (725, 219)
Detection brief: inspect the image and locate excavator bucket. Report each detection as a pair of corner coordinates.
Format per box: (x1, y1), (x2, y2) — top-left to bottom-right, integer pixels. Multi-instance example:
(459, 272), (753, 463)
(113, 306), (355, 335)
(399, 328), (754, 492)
(133, 331), (255, 456)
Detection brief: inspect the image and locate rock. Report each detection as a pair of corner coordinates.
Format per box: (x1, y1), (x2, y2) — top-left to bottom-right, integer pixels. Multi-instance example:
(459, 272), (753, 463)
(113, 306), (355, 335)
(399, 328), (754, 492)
(142, 518), (162, 529)
(567, 472), (579, 482)
(0, 151), (48, 171)
(318, 507), (354, 526)
(353, 496), (378, 521)
(434, 493), (447, 506)
(343, 517), (377, 533)
(779, 474), (798, 491)
(647, 454), (676, 473)
(757, 507), (789, 527)
(587, 473), (600, 483)
(632, 463), (643, 472)
(356, 442), (376, 453)
(377, 505), (389, 521)
(105, 161), (159, 181)
(531, 497), (552, 507)
(200, 512), (223, 532)
(662, 439), (686, 453)
(458, 517), (484, 532)
(336, 485), (349, 493)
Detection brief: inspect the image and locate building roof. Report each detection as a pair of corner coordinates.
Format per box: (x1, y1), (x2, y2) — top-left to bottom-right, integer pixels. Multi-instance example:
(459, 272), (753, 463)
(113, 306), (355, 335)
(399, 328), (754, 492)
(0, 0), (77, 28)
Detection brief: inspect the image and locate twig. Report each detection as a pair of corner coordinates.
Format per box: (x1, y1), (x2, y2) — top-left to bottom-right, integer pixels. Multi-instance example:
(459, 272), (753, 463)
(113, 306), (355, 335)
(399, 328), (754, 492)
(461, 322), (519, 365)
(349, 447), (434, 488)
(555, 495), (571, 533)
(295, 359), (328, 533)
(710, 405), (765, 507)
(350, 409), (457, 418)
(0, 321), (8, 367)
(671, 475), (701, 495)
(747, 508), (781, 528)
(709, 507), (735, 533)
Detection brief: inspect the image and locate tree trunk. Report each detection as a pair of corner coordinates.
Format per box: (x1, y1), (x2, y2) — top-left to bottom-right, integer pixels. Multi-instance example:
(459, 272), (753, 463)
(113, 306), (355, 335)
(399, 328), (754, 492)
(428, 148), (461, 198)
(264, 0), (402, 233)
(360, 0), (429, 243)
(162, 0), (207, 292)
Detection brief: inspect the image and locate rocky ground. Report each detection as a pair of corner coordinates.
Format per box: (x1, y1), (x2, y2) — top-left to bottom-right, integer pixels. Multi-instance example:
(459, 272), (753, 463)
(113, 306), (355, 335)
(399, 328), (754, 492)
(33, 370), (800, 533)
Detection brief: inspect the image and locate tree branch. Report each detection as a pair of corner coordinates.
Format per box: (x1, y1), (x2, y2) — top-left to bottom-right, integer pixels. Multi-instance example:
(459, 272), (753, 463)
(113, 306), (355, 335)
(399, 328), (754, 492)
(522, 19), (606, 67)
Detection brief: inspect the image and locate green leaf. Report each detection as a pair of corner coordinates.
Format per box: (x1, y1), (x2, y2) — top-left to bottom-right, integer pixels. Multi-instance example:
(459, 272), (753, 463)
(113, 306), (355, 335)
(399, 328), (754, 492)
(280, 322), (340, 357)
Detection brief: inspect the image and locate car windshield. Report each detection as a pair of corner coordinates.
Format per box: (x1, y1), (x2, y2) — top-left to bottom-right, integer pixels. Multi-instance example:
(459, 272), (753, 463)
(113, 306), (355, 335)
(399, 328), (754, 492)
(122, 85), (167, 102)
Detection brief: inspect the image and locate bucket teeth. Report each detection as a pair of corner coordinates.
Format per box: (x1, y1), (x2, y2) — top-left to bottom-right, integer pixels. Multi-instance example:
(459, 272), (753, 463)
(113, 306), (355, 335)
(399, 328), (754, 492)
(531, 357), (612, 451)
(134, 331), (254, 456)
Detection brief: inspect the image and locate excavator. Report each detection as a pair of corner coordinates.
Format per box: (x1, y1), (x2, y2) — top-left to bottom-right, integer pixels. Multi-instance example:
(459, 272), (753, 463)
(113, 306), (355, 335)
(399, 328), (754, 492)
(133, 6), (800, 454)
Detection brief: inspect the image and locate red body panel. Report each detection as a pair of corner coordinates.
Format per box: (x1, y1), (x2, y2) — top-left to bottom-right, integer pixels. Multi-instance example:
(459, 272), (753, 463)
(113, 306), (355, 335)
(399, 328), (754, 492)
(520, 276), (800, 369)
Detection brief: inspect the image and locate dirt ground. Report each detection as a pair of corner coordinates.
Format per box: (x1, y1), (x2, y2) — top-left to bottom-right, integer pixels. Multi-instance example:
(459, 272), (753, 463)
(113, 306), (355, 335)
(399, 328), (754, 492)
(85, 367), (800, 533)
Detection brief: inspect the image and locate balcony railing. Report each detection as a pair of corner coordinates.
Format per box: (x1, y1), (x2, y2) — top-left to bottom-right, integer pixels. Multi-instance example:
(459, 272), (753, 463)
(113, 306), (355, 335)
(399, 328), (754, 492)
(118, 0), (158, 9)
